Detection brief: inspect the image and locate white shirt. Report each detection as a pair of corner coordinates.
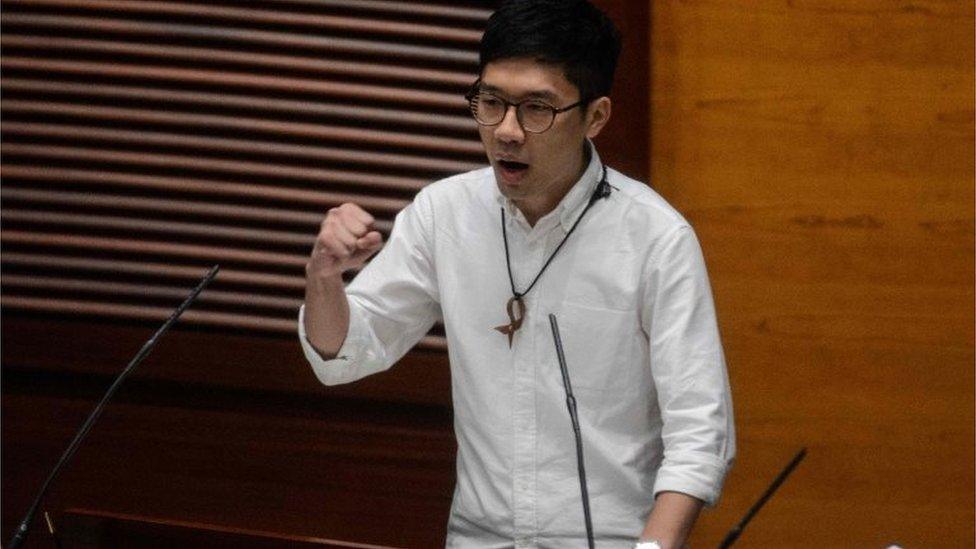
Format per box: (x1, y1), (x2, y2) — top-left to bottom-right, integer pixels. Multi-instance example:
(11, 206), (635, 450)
(299, 146), (735, 548)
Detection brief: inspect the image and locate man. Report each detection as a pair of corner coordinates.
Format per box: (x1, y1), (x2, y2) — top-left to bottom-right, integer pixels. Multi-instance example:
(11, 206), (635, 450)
(300, 1), (735, 547)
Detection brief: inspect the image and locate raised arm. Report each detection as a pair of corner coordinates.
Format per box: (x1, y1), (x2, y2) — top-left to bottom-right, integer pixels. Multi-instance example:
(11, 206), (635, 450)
(303, 203), (383, 358)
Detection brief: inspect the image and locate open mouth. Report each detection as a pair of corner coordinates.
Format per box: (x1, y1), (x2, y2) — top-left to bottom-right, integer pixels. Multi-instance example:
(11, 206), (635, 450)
(498, 159), (529, 172)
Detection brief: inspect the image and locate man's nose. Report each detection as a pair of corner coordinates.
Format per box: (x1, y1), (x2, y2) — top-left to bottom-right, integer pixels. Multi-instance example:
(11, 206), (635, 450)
(494, 105), (525, 144)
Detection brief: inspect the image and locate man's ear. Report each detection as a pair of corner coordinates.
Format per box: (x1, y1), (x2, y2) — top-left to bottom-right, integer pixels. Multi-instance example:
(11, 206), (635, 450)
(585, 96), (612, 139)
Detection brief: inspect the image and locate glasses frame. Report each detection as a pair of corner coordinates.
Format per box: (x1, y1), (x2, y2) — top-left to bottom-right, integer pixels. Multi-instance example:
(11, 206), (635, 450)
(465, 81), (587, 134)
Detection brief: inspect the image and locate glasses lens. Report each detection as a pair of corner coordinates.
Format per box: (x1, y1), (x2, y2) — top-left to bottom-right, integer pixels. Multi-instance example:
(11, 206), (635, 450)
(518, 101), (556, 133)
(471, 93), (505, 125)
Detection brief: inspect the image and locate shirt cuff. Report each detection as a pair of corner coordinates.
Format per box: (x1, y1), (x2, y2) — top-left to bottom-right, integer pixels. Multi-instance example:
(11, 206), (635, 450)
(297, 302), (380, 386)
(652, 449), (731, 507)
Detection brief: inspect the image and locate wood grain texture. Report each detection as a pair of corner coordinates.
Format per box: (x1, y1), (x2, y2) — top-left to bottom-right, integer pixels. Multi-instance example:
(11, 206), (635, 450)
(590, 0), (650, 183)
(2, 370), (456, 548)
(11, 0), (971, 546)
(650, 1), (974, 546)
(0, 0), (488, 348)
(59, 508), (407, 548)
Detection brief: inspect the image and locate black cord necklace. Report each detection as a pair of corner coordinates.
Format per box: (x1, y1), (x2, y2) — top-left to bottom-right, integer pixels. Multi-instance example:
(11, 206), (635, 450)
(494, 165), (611, 346)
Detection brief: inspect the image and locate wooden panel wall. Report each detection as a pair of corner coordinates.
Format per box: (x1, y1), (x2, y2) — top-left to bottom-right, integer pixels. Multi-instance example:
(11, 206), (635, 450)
(11, 0), (973, 547)
(649, 1), (975, 547)
(1, 1), (648, 547)
(0, 0), (496, 349)
(1, 1), (490, 546)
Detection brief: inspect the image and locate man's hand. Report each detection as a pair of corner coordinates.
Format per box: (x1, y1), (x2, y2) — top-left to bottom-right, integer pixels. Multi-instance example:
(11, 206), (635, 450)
(307, 203), (384, 280)
(303, 203), (383, 358)
(638, 491), (703, 548)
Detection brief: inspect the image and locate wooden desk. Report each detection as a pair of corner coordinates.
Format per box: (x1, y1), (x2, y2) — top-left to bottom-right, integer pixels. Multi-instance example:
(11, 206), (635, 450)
(60, 508), (404, 549)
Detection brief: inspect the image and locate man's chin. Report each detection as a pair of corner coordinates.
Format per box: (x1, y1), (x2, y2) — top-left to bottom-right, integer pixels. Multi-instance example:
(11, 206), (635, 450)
(494, 178), (527, 200)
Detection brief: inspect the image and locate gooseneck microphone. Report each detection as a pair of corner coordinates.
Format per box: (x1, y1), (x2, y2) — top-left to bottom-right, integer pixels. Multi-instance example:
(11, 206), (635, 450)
(548, 314), (595, 549)
(7, 265), (220, 549)
(717, 447), (807, 548)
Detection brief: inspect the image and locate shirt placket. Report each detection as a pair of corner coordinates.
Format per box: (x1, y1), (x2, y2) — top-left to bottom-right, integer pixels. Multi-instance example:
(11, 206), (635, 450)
(511, 215), (544, 547)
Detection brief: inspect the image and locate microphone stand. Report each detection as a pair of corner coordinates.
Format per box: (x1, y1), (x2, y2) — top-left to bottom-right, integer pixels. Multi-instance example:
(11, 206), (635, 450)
(548, 314), (595, 549)
(717, 447), (807, 548)
(6, 265), (220, 549)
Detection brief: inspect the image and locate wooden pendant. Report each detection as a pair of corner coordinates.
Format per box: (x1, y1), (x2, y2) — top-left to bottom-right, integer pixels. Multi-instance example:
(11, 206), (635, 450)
(493, 296), (526, 348)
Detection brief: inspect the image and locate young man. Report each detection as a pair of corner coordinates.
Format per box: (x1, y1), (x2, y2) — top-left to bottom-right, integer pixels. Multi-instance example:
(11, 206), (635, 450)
(300, 1), (735, 547)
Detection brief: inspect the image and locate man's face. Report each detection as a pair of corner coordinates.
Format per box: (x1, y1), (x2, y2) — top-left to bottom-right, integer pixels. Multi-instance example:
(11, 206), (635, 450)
(476, 57), (608, 212)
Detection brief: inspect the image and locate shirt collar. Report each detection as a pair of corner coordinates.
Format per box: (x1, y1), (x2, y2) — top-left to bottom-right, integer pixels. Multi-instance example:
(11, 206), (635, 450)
(555, 141), (603, 230)
(490, 140), (604, 231)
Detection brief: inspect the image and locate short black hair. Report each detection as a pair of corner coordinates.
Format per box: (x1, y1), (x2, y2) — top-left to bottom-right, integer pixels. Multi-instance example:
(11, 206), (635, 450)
(479, 0), (622, 102)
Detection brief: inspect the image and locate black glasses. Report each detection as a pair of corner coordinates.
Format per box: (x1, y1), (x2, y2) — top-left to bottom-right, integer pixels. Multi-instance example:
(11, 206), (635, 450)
(465, 83), (585, 134)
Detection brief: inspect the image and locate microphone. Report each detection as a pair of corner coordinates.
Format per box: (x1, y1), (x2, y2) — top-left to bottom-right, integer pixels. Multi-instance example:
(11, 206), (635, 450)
(548, 314), (595, 549)
(717, 447), (807, 548)
(6, 265), (220, 549)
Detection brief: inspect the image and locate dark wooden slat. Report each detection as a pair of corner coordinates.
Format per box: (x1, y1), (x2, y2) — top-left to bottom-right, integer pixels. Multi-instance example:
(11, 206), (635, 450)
(0, 255), (448, 336)
(1, 252), (306, 290)
(1, 144), (430, 193)
(1, 35), (474, 86)
(0, 296), (449, 349)
(0, 14), (480, 65)
(2, 79), (478, 132)
(2, 122), (483, 174)
(4, 0), (483, 43)
(0, 188), (394, 233)
(0, 295), (296, 332)
(2, 99), (482, 156)
(1, 230), (308, 267)
(0, 209), (317, 247)
(265, 0), (491, 21)
(0, 165), (411, 215)
(1, 274), (303, 311)
(1, 58), (470, 110)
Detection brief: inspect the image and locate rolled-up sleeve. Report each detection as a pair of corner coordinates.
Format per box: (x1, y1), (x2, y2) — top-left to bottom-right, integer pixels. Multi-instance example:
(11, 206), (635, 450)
(642, 225), (736, 506)
(297, 190), (441, 386)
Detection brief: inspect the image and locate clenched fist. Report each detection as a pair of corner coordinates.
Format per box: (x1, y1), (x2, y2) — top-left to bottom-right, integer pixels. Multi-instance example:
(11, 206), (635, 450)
(307, 203), (384, 279)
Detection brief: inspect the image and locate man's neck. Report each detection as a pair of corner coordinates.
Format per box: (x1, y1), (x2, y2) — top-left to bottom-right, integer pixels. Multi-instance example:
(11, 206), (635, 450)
(515, 146), (591, 227)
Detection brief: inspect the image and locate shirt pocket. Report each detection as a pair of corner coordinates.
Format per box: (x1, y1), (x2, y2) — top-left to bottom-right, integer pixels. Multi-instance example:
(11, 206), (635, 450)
(554, 301), (645, 392)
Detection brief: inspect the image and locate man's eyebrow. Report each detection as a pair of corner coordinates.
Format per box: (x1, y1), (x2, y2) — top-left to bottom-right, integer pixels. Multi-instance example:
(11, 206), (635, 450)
(479, 83), (560, 102)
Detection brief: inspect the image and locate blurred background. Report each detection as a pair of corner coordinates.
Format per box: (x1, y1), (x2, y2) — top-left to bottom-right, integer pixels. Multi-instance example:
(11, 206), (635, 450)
(2, 1), (972, 547)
